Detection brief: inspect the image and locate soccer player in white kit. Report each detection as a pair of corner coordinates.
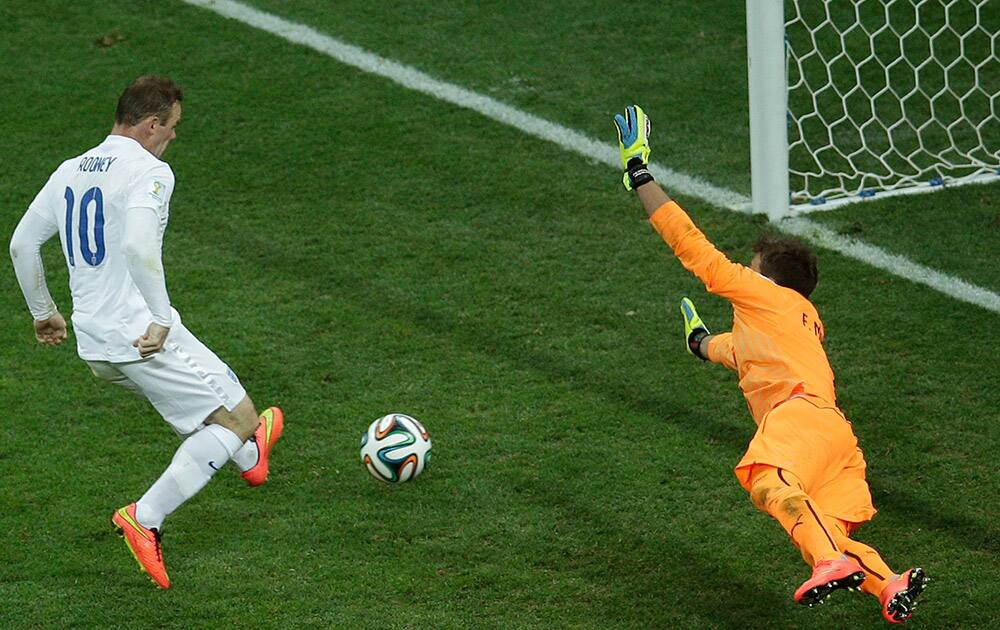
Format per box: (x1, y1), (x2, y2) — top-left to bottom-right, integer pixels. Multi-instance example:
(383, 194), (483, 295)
(9, 76), (284, 589)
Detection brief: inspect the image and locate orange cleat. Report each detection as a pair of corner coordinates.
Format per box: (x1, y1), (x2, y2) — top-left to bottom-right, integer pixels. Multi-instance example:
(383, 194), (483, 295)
(880, 568), (929, 624)
(794, 557), (865, 606)
(241, 407), (284, 487)
(111, 503), (170, 589)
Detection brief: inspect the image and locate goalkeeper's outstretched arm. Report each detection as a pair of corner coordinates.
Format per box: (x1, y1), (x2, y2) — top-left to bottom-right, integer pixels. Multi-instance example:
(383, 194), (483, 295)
(636, 178), (672, 217)
(614, 105), (766, 306)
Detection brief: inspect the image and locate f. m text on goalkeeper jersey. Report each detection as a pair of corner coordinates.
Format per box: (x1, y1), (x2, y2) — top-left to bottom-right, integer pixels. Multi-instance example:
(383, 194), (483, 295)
(801, 312), (823, 341)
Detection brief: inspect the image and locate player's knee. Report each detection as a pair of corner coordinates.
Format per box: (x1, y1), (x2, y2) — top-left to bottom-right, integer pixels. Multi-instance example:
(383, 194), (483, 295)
(778, 492), (806, 518)
(205, 396), (258, 441)
(752, 483), (805, 517)
(751, 484), (778, 511)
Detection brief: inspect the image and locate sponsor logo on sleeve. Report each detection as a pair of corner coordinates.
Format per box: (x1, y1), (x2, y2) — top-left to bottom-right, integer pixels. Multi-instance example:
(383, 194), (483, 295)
(150, 180), (165, 201)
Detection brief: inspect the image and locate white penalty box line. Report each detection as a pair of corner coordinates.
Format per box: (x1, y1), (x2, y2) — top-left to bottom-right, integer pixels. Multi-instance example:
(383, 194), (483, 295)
(182, 0), (1000, 316)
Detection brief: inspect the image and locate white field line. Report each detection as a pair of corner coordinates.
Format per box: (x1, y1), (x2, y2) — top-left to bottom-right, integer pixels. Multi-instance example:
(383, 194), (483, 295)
(782, 218), (1000, 313)
(182, 0), (1000, 315)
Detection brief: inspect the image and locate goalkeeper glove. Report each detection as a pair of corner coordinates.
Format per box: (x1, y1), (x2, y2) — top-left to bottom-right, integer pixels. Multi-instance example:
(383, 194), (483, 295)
(680, 297), (710, 361)
(613, 105), (654, 191)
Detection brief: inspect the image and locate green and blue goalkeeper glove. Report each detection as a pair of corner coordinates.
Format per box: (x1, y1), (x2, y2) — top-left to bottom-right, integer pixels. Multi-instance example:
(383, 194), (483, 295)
(613, 105), (654, 191)
(680, 297), (710, 361)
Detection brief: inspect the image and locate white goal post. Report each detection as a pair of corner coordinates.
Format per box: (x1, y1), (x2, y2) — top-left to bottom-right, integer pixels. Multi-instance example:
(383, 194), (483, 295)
(747, 0), (1000, 220)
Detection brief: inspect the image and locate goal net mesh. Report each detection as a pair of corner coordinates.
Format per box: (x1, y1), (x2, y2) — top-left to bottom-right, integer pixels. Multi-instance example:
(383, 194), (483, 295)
(786, 0), (1000, 207)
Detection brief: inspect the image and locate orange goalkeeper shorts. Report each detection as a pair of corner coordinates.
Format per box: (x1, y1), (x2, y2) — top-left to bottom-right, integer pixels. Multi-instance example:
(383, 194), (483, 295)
(734, 396), (877, 525)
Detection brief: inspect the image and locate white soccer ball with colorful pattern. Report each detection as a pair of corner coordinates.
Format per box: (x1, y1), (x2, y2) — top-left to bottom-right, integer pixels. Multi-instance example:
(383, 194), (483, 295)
(360, 413), (432, 483)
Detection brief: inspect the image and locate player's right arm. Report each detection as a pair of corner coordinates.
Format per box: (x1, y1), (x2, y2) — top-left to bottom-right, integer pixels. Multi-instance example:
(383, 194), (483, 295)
(10, 180), (68, 346)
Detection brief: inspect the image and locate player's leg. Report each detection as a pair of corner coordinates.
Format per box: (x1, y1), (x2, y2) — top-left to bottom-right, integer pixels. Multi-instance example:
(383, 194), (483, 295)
(95, 351), (281, 485)
(809, 445), (892, 599)
(109, 408), (243, 589)
(748, 466), (865, 605)
(749, 465), (846, 565)
(163, 397), (282, 486)
(104, 323), (274, 586)
(125, 323), (283, 525)
(227, 405), (284, 487)
(830, 520), (892, 596)
(814, 450), (929, 623)
(202, 394), (284, 486)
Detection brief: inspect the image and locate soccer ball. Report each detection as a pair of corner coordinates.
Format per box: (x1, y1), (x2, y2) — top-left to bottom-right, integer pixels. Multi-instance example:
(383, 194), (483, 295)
(359, 413), (432, 483)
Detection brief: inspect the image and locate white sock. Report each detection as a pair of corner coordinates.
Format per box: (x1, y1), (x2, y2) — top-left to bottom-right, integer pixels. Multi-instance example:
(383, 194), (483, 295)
(230, 436), (260, 473)
(135, 424), (243, 530)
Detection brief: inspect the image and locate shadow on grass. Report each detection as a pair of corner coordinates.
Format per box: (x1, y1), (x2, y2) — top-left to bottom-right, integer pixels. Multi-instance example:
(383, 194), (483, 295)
(517, 481), (792, 627)
(367, 284), (1000, 563)
(220, 222), (1000, 580)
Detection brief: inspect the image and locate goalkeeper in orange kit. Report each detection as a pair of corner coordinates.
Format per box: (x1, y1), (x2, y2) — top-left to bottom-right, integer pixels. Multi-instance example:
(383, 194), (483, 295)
(613, 106), (929, 624)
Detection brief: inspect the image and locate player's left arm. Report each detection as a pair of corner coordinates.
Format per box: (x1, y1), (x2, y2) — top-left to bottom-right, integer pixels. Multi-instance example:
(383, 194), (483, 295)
(679, 297), (737, 370)
(10, 208), (67, 346)
(702, 332), (738, 371)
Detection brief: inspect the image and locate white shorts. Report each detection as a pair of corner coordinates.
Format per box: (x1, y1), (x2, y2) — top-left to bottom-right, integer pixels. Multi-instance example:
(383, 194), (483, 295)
(87, 323), (247, 436)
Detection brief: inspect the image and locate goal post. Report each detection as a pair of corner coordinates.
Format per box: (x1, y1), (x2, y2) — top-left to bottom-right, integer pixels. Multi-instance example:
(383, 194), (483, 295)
(747, 0), (1000, 220)
(747, 0), (789, 222)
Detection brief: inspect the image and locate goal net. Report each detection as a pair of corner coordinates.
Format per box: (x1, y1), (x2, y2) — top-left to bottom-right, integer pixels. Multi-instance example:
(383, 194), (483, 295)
(748, 0), (1000, 217)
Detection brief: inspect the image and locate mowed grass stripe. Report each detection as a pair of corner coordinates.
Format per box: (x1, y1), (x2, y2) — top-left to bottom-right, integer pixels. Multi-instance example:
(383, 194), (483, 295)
(2, 2), (997, 627)
(181, 0), (1000, 317)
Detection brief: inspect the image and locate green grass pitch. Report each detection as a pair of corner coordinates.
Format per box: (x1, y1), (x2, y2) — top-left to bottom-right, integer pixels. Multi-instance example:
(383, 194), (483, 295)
(1, 1), (998, 627)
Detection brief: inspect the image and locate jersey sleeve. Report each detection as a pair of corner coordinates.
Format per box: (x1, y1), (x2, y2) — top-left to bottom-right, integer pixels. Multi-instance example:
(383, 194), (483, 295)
(10, 208), (60, 320)
(127, 163), (174, 219)
(649, 200), (773, 308)
(706, 332), (738, 371)
(123, 206), (173, 327)
(26, 167), (64, 225)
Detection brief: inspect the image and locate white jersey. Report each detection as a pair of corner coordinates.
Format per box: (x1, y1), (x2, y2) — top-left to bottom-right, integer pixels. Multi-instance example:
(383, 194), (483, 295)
(27, 135), (179, 362)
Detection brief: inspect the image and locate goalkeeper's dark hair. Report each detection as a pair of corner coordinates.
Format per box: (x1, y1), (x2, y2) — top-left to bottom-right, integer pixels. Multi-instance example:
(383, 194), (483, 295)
(752, 233), (818, 299)
(115, 75), (183, 126)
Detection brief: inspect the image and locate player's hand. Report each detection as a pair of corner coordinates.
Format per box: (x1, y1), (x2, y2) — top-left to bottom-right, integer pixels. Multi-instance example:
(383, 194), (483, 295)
(680, 298), (710, 361)
(613, 105), (654, 191)
(33, 313), (68, 346)
(134, 322), (170, 358)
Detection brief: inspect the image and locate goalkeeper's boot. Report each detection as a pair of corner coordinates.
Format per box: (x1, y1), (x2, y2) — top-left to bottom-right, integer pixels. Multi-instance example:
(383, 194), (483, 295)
(680, 297), (710, 360)
(111, 503), (170, 589)
(241, 406), (285, 487)
(794, 556), (865, 607)
(879, 568), (929, 624)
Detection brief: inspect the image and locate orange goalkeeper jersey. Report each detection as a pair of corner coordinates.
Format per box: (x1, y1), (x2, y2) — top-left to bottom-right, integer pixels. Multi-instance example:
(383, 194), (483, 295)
(650, 200), (836, 425)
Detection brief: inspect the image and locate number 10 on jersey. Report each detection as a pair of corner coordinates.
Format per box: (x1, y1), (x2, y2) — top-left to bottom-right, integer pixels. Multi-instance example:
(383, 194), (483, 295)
(64, 186), (105, 267)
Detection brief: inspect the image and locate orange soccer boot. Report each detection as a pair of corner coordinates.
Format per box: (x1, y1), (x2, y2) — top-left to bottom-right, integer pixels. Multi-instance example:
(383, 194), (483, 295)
(241, 407), (284, 487)
(794, 556), (865, 606)
(880, 568), (929, 624)
(111, 503), (170, 589)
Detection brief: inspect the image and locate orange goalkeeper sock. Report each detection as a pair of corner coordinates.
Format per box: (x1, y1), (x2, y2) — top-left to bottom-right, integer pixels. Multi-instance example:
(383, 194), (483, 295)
(749, 466), (843, 566)
(832, 520), (894, 597)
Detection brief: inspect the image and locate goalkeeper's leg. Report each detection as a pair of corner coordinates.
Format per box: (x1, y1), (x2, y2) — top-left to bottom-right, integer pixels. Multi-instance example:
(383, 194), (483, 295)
(748, 466), (865, 605)
(749, 466), (848, 567)
(831, 519), (929, 623)
(830, 520), (893, 597)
